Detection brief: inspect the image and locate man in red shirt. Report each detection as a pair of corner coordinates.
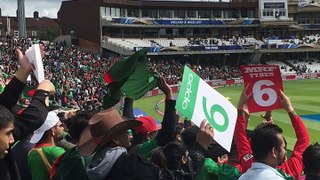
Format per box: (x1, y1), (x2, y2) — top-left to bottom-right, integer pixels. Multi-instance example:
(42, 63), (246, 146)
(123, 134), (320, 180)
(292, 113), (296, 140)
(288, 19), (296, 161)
(235, 88), (310, 179)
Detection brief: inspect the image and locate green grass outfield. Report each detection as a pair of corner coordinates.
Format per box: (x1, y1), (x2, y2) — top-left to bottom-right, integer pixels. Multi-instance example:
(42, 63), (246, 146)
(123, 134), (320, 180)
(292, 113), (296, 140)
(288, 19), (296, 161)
(133, 79), (320, 150)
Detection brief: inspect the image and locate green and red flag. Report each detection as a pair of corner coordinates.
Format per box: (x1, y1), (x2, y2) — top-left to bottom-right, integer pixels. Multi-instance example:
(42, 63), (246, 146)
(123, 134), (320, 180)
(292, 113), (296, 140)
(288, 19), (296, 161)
(103, 48), (159, 109)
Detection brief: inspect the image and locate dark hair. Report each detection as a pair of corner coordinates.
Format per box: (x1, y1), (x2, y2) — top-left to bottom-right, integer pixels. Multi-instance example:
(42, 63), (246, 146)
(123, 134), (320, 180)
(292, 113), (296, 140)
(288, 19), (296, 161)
(65, 110), (97, 142)
(251, 124), (283, 161)
(151, 146), (167, 169)
(57, 112), (66, 122)
(0, 105), (14, 130)
(181, 125), (199, 149)
(175, 123), (184, 137)
(183, 119), (192, 129)
(303, 143), (320, 175)
(163, 142), (187, 170)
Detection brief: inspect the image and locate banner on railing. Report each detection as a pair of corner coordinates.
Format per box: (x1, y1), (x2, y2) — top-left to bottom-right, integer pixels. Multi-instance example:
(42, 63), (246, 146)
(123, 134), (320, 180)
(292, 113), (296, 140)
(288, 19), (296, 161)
(143, 73), (320, 97)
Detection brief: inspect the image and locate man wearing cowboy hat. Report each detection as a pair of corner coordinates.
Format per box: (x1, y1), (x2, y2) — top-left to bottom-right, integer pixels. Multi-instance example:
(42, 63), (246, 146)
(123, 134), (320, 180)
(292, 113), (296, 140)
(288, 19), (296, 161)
(78, 108), (214, 180)
(78, 108), (159, 179)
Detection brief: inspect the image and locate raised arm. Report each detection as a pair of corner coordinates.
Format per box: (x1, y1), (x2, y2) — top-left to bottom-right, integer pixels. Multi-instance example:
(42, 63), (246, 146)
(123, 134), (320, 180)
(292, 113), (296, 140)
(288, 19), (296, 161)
(277, 90), (310, 179)
(122, 97), (134, 119)
(235, 85), (254, 173)
(155, 76), (176, 146)
(13, 80), (55, 140)
(0, 49), (32, 110)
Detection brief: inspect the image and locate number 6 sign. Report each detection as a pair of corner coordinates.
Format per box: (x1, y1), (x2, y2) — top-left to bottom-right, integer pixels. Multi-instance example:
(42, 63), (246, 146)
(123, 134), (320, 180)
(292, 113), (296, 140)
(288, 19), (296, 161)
(176, 66), (237, 152)
(240, 65), (283, 113)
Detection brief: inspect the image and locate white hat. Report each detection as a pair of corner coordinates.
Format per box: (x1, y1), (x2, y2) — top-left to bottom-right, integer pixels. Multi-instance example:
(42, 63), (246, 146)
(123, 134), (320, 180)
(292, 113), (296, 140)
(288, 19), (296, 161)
(30, 111), (59, 144)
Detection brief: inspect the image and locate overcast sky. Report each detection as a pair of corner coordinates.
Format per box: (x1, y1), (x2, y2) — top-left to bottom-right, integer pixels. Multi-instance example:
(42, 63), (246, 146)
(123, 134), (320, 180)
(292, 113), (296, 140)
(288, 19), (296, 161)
(0, 0), (63, 18)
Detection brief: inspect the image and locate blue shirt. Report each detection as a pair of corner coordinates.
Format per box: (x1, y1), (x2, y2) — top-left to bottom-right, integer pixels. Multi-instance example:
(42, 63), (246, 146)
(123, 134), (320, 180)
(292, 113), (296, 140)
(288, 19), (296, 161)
(239, 162), (285, 180)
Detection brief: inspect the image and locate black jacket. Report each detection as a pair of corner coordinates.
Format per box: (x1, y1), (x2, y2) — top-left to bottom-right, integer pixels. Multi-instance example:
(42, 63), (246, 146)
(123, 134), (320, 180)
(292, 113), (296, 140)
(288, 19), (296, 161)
(0, 77), (49, 180)
(104, 152), (160, 180)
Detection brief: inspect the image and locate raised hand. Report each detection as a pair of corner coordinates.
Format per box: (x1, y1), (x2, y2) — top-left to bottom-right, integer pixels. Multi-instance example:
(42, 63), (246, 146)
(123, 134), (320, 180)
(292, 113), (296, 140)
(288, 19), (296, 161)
(37, 80), (55, 107)
(261, 110), (272, 121)
(37, 80), (55, 94)
(279, 90), (294, 113)
(15, 45), (45, 83)
(237, 84), (252, 110)
(158, 76), (173, 100)
(196, 119), (214, 149)
(15, 48), (32, 82)
(217, 154), (229, 165)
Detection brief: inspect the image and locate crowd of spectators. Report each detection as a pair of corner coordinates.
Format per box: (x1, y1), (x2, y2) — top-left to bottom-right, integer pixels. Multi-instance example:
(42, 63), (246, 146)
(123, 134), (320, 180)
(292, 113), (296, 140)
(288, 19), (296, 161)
(0, 35), (319, 180)
(0, 36), (241, 110)
(187, 35), (251, 46)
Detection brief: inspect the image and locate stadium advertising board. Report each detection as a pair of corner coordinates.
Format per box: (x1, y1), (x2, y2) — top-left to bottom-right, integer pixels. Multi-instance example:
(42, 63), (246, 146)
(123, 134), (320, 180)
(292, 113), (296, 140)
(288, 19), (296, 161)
(176, 66), (237, 152)
(113, 18), (260, 26)
(240, 65), (283, 113)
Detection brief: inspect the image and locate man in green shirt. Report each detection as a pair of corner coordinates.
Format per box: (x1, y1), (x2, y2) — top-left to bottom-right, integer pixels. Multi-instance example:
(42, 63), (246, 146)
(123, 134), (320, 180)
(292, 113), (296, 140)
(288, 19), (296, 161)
(28, 111), (65, 180)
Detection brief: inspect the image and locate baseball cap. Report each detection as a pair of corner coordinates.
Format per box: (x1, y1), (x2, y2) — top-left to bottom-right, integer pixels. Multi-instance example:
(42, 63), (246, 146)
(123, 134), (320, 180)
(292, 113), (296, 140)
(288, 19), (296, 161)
(30, 111), (60, 144)
(133, 116), (161, 135)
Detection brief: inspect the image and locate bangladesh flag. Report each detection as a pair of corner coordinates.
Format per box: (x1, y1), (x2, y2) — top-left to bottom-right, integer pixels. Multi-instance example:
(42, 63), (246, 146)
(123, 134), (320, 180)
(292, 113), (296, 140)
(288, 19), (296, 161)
(103, 48), (159, 109)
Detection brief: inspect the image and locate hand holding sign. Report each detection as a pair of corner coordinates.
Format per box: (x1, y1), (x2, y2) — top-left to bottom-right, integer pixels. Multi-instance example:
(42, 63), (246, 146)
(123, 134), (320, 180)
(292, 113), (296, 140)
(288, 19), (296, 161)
(196, 119), (214, 149)
(25, 44), (45, 83)
(14, 48), (33, 83)
(279, 90), (294, 113)
(237, 84), (252, 110)
(240, 65), (283, 113)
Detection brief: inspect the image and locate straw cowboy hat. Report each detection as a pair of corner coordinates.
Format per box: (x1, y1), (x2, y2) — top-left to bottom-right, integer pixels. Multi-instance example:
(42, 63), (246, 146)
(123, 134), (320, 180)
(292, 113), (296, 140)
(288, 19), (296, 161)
(78, 109), (142, 156)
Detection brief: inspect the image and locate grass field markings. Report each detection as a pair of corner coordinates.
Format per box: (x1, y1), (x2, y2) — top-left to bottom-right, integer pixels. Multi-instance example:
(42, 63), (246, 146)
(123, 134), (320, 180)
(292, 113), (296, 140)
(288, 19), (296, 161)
(154, 98), (165, 116)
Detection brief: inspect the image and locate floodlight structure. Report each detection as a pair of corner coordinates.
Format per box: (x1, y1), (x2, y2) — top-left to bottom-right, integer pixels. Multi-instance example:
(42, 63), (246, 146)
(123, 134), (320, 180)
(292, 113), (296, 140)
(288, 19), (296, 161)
(17, 0), (27, 38)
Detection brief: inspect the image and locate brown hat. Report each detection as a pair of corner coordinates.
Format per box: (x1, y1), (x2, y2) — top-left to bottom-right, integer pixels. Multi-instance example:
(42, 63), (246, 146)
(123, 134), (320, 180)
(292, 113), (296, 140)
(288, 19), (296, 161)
(78, 109), (141, 156)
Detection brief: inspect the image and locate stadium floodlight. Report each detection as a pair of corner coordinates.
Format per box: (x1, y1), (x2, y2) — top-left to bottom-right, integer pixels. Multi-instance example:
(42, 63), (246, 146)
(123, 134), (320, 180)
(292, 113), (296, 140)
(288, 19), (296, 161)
(17, 0), (27, 38)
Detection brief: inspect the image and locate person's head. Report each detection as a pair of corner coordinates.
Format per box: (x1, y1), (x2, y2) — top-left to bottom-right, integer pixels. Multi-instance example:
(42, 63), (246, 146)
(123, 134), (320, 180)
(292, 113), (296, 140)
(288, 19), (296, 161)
(174, 123), (184, 143)
(30, 111), (64, 144)
(65, 110), (97, 143)
(303, 143), (320, 176)
(251, 124), (286, 167)
(132, 116), (161, 144)
(181, 125), (199, 150)
(0, 105), (15, 159)
(151, 146), (167, 169)
(78, 109), (142, 156)
(183, 119), (192, 130)
(163, 142), (188, 170)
